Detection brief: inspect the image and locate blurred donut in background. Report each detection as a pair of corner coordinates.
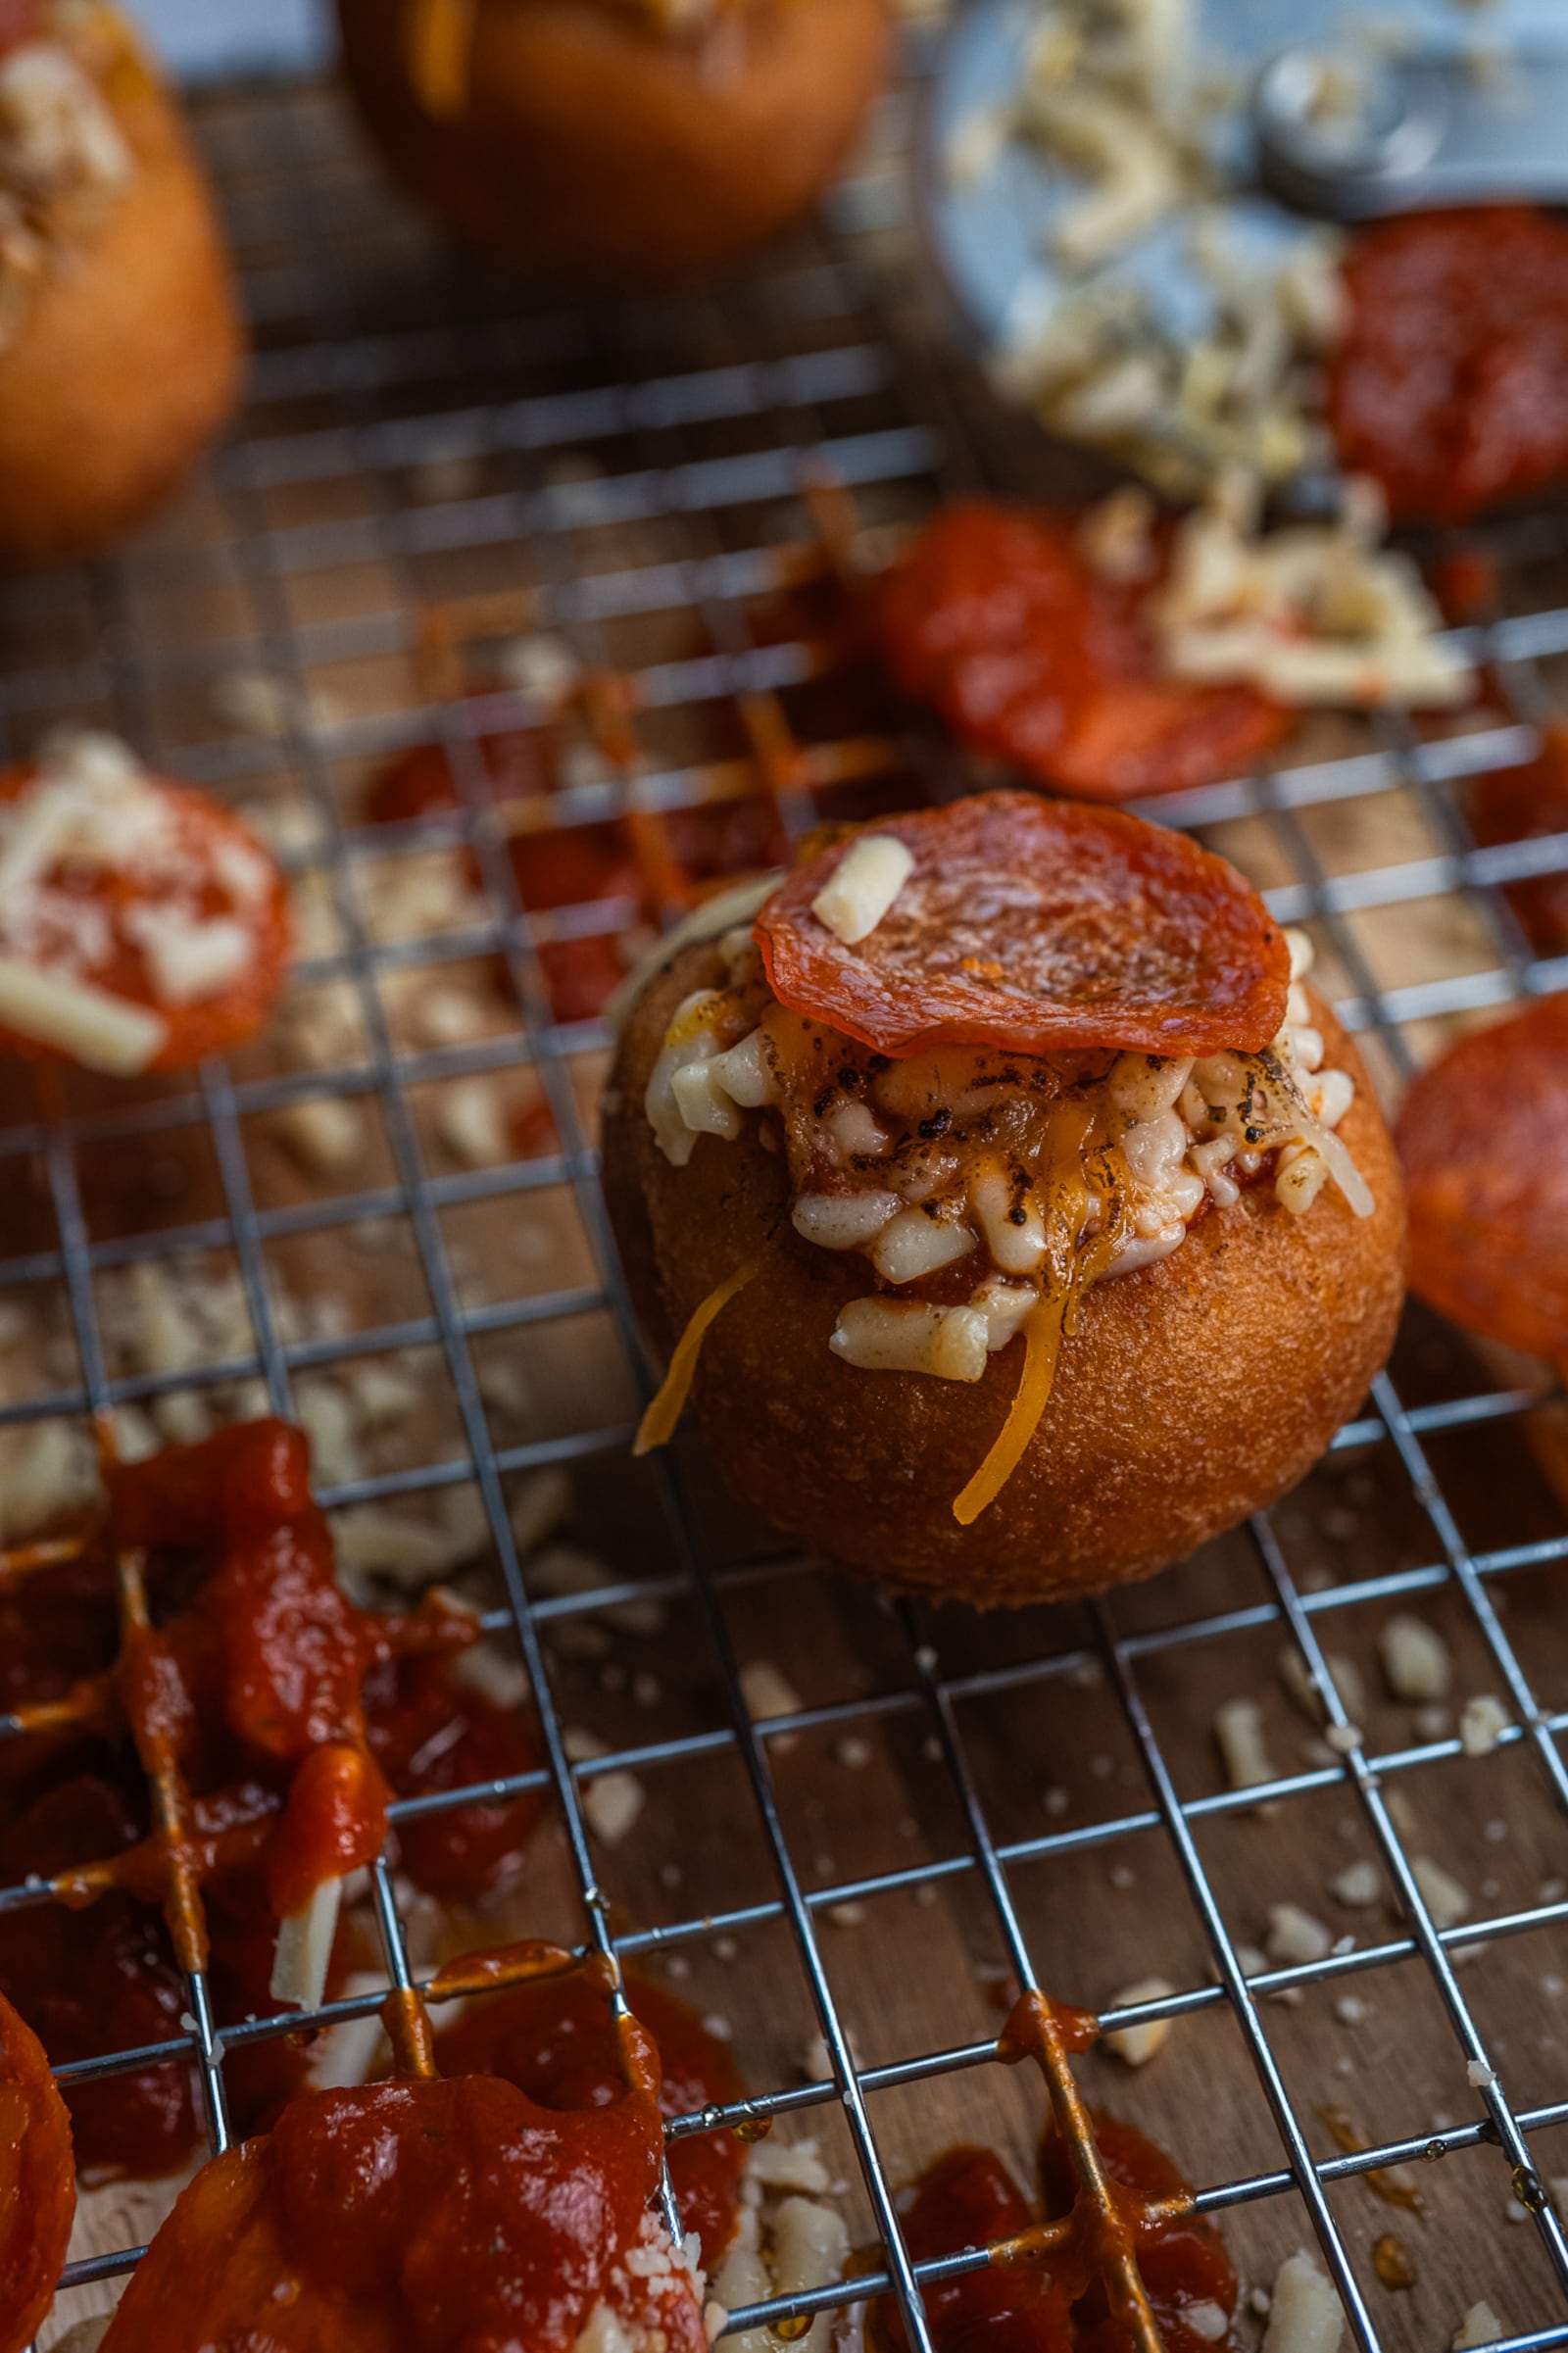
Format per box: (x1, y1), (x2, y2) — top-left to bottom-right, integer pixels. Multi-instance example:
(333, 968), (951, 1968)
(335, 0), (892, 289)
(0, 1), (244, 569)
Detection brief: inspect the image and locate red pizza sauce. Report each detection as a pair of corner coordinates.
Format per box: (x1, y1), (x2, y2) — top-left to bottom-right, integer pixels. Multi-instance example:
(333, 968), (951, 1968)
(873, 505), (1286, 804)
(368, 730), (785, 1023)
(875, 2114), (1238, 2353)
(98, 2026), (708, 2353)
(0, 1987), (74, 2353)
(437, 1966), (746, 2265)
(1469, 726), (1568, 956)
(1328, 208), (1568, 524)
(0, 1420), (542, 2180)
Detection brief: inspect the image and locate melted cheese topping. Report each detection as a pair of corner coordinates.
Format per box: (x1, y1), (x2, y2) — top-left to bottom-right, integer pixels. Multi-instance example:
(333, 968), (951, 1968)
(0, 16), (131, 349)
(0, 730), (273, 1071)
(639, 923), (1372, 1514)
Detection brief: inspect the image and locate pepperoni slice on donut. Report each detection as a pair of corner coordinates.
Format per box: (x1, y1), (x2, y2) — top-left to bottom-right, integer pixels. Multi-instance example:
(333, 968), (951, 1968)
(0, 1988), (74, 2353)
(874, 503), (1287, 803)
(755, 792), (1289, 1058)
(1397, 994), (1568, 1362)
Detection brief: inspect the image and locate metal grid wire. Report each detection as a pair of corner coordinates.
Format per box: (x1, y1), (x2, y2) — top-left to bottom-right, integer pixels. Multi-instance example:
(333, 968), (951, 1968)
(4, 20), (1568, 2353)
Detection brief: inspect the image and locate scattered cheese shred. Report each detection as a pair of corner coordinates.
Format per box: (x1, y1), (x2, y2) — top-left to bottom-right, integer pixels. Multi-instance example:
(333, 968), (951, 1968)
(269, 1874), (344, 2012)
(0, 952), (167, 1074)
(634, 1249), (769, 1456)
(809, 833), (914, 947)
(405, 0), (477, 119)
(953, 1289), (1069, 1525)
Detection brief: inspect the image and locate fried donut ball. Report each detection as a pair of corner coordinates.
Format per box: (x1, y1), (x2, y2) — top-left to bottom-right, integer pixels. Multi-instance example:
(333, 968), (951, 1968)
(603, 939), (1407, 1608)
(334, 0), (891, 289)
(0, 16), (244, 570)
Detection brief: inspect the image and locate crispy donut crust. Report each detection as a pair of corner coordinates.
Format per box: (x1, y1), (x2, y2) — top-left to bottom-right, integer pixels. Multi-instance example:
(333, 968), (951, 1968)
(603, 937), (1408, 1607)
(335, 0), (891, 288)
(0, 41), (243, 571)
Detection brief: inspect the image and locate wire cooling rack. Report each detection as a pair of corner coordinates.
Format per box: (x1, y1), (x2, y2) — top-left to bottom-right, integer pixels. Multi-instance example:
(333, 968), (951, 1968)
(5, 22), (1568, 2353)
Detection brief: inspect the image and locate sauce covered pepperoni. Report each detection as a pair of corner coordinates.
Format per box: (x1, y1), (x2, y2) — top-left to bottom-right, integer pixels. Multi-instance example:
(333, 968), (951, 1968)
(0, 1988), (74, 2353)
(0, 1421), (543, 2181)
(98, 2039), (707, 2353)
(1328, 209), (1568, 524)
(1469, 727), (1568, 957)
(874, 505), (1286, 804)
(756, 793), (1289, 1060)
(0, 753), (290, 1074)
(1396, 994), (1568, 1363)
(437, 1967), (746, 2265)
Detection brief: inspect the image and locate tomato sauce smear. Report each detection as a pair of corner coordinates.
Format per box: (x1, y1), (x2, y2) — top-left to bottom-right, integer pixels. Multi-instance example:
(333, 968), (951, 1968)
(1396, 993), (1568, 1364)
(0, 1988), (74, 2353)
(0, 758), (290, 1074)
(874, 504), (1286, 805)
(1328, 207), (1568, 524)
(875, 2116), (1238, 2353)
(756, 792), (1289, 1060)
(437, 1965), (746, 2266)
(0, 1419), (544, 2181)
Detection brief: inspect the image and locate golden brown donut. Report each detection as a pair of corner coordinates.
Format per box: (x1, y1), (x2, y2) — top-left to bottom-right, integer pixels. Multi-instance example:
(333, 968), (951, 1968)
(0, 12), (243, 570)
(334, 0), (891, 288)
(604, 940), (1405, 1610)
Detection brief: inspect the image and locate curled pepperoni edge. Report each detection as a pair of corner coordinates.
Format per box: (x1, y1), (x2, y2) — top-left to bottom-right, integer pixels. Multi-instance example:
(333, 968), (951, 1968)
(0, 1990), (75, 2353)
(754, 793), (1290, 1060)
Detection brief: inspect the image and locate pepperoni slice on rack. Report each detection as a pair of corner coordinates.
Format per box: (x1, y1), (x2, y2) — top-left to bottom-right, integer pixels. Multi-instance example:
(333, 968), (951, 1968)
(874, 504), (1287, 804)
(1396, 994), (1568, 1363)
(1469, 726), (1568, 957)
(0, 744), (289, 1077)
(755, 792), (1289, 1058)
(1328, 208), (1568, 524)
(0, 1987), (74, 2353)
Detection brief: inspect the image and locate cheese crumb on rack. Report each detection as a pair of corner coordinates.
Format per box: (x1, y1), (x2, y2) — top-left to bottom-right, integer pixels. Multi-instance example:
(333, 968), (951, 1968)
(1103, 1976), (1177, 2066)
(1378, 1612), (1452, 1703)
(1262, 2251), (1343, 2353)
(1278, 1647), (1365, 1727)
(1412, 1854), (1470, 1932)
(1214, 1696), (1278, 1793)
(564, 1728), (646, 1845)
(1458, 1694), (1510, 1758)
(1328, 1860), (1381, 1909)
(1265, 1903), (1333, 1966)
(1452, 2304), (1503, 2352)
